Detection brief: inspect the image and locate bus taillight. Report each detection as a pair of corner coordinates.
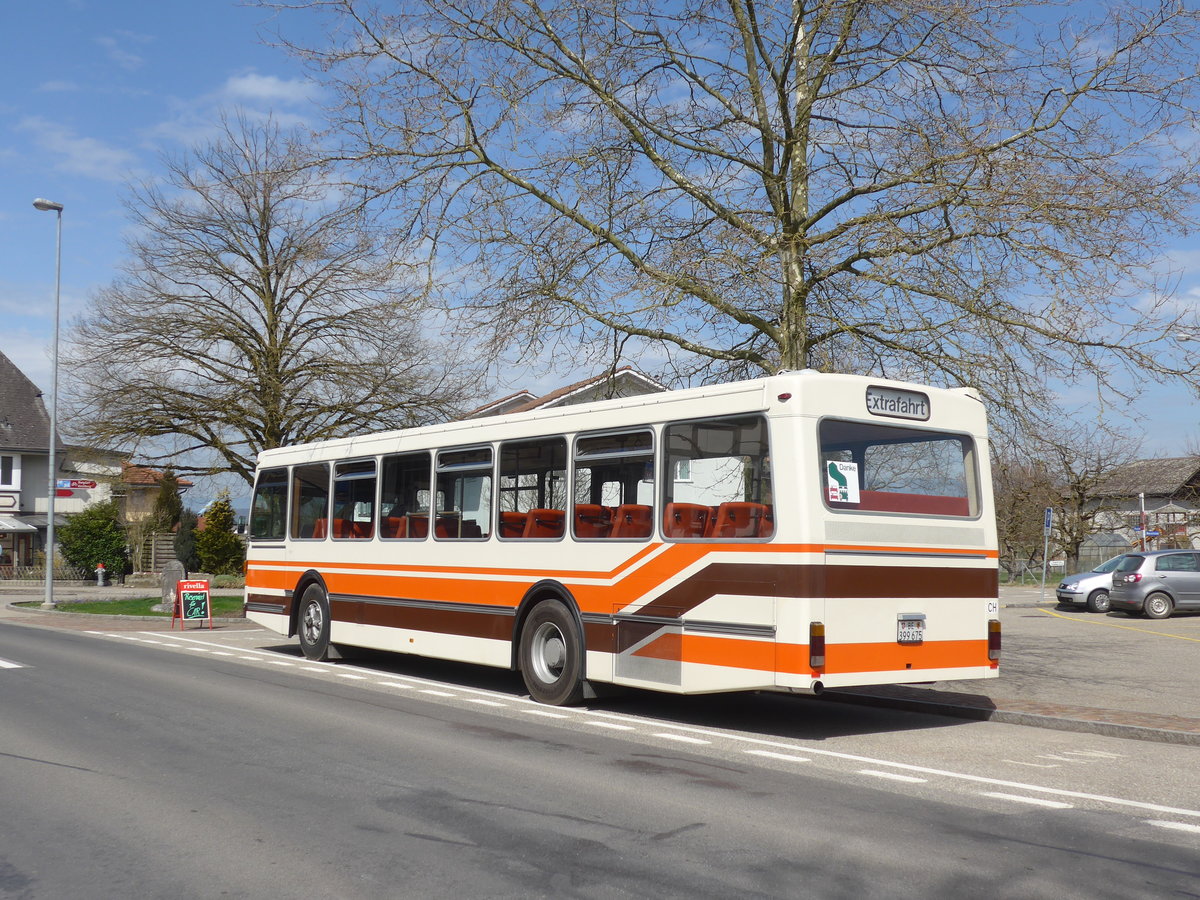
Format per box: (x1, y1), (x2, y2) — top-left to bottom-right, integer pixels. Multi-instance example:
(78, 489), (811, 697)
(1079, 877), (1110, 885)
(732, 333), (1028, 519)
(809, 621), (826, 670)
(988, 619), (1001, 661)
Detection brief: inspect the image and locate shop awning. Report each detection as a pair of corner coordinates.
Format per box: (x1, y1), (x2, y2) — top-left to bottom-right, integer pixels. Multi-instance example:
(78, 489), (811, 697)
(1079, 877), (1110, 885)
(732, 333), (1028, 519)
(0, 516), (38, 533)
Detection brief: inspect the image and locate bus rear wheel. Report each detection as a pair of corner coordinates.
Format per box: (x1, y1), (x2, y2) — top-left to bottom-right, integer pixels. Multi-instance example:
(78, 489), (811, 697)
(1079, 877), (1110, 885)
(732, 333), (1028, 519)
(519, 600), (585, 706)
(297, 584), (332, 661)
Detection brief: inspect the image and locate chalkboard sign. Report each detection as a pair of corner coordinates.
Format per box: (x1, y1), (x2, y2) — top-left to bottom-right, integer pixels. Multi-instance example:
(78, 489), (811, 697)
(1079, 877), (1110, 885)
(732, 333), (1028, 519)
(172, 579), (212, 629)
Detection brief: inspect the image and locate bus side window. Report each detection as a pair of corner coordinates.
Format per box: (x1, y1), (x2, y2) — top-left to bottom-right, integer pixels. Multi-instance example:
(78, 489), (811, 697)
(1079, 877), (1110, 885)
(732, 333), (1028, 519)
(572, 430), (654, 540)
(662, 416), (773, 540)
(498, 437), (567, 540)
(290, 463), (330, 540)
(435, 447), (492, 540)
(380, 451), (432, 540)
(332, 459), (376, 540)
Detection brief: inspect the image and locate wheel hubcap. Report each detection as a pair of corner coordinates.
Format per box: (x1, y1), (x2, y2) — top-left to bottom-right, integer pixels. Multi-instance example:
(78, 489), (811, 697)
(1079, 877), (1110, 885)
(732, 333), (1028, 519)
(531, 622), (566, 683)
(302, 602), (323, 643)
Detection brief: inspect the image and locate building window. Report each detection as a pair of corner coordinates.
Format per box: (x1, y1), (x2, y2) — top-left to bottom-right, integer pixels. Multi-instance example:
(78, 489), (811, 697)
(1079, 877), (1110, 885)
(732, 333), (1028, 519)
(1, 456), (13, 488)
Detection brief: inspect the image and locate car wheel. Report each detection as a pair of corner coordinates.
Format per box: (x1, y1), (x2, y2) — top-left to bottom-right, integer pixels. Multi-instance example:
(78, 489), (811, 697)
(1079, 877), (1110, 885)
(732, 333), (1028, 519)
(519, 599), (585, 706)
(1143, 592), (1173, 620)
(297, 583), (332, 660)
(1085, 589), (1111, 614)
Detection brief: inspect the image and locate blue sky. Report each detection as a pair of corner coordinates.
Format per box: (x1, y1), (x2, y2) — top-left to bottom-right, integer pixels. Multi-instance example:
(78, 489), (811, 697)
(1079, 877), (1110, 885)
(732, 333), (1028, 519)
(1, 0), (1197, 478)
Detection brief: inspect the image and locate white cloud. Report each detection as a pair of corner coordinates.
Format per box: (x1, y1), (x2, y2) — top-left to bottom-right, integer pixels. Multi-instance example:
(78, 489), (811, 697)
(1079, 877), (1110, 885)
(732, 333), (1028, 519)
(37, 80), (80, 93)
(222, 72), (320, 107)
(95, 30), (154, 71)
(16, 116), (138, 182)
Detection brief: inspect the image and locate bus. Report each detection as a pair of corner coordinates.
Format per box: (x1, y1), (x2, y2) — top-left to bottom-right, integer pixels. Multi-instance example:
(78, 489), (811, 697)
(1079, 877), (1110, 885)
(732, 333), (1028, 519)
(245, 371), (1000, 705)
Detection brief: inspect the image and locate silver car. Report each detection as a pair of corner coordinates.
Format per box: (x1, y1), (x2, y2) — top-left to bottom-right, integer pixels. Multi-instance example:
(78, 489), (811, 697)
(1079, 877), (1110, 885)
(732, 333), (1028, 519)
(1110, 549), (1200, 619)
(1055, 555), (1125, 613)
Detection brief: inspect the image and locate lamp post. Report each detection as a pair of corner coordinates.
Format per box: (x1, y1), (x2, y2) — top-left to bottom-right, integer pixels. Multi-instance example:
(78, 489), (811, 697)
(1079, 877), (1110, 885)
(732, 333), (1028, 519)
(33, 198), (63, 610)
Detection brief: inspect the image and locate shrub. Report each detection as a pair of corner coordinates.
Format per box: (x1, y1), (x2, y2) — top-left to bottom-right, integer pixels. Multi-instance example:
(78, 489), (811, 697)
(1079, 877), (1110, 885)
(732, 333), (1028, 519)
(56, 500), (129, 575)
(194, 491), (244, 575)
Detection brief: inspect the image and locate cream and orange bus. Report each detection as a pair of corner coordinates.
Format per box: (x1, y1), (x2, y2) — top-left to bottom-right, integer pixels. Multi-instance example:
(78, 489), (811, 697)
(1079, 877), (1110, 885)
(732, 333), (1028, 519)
(244, 371), (1000, 705)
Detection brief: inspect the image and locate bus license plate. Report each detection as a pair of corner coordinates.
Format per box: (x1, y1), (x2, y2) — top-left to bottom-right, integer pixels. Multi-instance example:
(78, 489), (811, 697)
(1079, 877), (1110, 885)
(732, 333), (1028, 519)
(897, 616), (924, 644)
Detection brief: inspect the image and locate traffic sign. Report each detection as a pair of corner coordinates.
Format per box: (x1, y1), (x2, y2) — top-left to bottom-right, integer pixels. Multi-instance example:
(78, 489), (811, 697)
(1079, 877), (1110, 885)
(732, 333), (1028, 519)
(56, 479), (97, 490)
(55, 489), (73, 498)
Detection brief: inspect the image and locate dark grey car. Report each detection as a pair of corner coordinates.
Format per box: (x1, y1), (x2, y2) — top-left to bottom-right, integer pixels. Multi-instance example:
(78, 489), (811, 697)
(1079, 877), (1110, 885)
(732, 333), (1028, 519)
(1109, 550), (1200, 619)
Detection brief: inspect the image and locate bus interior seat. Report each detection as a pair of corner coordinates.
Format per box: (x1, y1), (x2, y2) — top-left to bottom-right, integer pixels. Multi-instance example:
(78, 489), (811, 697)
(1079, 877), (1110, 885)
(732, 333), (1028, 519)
(611, 504), (653, 538)
(573, 504), (612, 538)
(523, 509), (565, 539)
(499, 511), (528, 538)
(663, 502), (709, 538)
(711, 502), (766, 538)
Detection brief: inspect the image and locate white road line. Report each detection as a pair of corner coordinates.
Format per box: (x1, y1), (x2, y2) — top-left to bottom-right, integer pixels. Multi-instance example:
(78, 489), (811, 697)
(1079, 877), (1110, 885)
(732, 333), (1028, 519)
(981, 792), (1073, 810)
(380, 682), (415, 690)
(523, 708), (569, 719)
(745, 750), (811, 764)
(587, 721), (635, 731)
(861, 769), (927, 784)
(1003, 760), (1059, 768)
(338, 673), (368, 681)
(419, 688), (453, 696)
(652, 732), (710, 745)
(0, 657), (24, 669)
(1146, 820), (1200, 835)
(464, 698), (505, 707)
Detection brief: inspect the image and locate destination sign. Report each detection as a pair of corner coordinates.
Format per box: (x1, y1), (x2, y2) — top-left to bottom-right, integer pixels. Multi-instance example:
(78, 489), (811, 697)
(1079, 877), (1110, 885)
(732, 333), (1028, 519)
(865, 386), (930, 421)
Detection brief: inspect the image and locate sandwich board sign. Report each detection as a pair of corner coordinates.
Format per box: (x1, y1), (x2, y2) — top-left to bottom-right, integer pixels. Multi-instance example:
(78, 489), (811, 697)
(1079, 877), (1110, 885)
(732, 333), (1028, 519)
(172, 579), (212, 630)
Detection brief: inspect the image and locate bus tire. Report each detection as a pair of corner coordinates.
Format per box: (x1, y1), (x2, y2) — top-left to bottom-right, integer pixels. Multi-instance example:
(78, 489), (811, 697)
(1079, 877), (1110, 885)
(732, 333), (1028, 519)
(297, 583), (332, 661)
(519, 600), (585, 706)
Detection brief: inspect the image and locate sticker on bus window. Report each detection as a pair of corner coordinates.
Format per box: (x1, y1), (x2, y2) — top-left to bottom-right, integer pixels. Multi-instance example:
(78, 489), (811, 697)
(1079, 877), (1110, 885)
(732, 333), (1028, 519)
(827, 461), (860, 503)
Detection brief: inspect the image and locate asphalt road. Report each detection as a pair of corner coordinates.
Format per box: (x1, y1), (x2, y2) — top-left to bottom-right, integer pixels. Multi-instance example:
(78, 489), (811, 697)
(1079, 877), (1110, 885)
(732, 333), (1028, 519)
(2, 619), (1198, 898)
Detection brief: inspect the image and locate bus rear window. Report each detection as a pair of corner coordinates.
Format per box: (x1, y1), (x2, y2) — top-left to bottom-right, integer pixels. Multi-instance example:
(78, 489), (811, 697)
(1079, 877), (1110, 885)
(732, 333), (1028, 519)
(819, 419), (977, 517)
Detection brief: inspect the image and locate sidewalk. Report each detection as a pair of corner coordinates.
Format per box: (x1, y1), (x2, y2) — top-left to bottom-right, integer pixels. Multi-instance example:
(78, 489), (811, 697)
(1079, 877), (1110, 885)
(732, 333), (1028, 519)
(4, 582), (1199, 745)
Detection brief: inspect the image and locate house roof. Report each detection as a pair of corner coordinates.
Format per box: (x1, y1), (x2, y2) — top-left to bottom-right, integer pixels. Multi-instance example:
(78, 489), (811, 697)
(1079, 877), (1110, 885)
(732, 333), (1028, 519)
(122, 463), (193, 489)
(1093, 456), (1200, 499)
(467, 368), (667, 419)
(0, 351), (54, 453)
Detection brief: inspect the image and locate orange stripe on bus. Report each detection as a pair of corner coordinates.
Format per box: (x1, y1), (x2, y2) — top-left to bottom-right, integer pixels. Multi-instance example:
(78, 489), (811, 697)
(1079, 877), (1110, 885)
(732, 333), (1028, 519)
(635, 634), (990, 675)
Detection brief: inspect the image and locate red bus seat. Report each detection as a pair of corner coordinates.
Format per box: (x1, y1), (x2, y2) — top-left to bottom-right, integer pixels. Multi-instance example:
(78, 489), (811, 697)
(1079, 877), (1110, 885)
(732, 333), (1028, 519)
(611, 504), (652, 538)
(523, 509), (564, 539)
(711, 502), (767, 538)
(663, 502), (709, 538)
(499, 511), (528, 538)
(573, 504), (612, 538)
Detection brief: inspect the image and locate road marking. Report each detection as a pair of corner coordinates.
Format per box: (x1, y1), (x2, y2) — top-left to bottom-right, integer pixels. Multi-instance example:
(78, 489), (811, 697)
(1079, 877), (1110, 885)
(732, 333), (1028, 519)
(653, 732), (710, 745)
(587, 720), (635, 730)
(464, 698), (505, 707)
(523, 708), (569, 719)
(419, 688), (452, 695)
(745, 749), (811, 764)
(1147, 820), (1200, 835)
(1004, 760), (1059, 768)
(982, 792), (1073, 809)
(338, 673), (368, 681)
(1039, 608), (1200, 642)
(0, 656), (24, 669)
(861, 769), (927, 784)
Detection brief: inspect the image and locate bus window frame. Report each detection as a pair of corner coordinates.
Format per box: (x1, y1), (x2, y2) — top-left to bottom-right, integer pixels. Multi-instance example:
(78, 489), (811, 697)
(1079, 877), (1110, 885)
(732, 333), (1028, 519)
(571, 427), (656, 542)
(660, 414), (775, 542)
(331, 457), (378, 541)
(379, 450), (433, 541)
(434, 444), (494, 541)
(817, 416), (981, 520)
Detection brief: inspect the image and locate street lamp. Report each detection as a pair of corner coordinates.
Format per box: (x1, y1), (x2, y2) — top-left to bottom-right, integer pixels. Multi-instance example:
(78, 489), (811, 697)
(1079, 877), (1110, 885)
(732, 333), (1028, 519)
(33, 197), (63, 610)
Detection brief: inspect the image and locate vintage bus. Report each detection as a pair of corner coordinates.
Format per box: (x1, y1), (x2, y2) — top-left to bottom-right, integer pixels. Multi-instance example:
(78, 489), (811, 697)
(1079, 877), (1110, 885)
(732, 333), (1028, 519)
(245, 371), (1000, 705)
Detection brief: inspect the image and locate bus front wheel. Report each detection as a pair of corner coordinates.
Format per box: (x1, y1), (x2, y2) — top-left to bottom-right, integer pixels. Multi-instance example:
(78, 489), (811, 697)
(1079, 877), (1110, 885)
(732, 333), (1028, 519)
(297, 584), (332, 661)
(519, 600), (585, 706)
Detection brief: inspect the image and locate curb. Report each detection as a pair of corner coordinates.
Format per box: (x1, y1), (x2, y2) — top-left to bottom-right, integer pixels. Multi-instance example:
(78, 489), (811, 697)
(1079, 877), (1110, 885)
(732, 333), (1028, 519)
(822, 690), (1200, 747)
(3, 600), (248, 626)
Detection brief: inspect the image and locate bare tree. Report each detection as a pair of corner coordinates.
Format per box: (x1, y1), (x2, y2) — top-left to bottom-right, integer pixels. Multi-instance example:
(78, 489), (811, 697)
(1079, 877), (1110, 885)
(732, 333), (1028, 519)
(268, 0), (1200, 429)
(62, 116), (474, 485)
(991, 451), (1058, 580)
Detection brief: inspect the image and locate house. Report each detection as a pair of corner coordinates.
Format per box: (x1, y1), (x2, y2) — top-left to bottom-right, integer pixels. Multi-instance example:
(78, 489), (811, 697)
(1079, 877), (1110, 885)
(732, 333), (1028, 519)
(1, 350), (190, 571)
(1090, 456), (1200, 551)
(466, 367), (667, 418)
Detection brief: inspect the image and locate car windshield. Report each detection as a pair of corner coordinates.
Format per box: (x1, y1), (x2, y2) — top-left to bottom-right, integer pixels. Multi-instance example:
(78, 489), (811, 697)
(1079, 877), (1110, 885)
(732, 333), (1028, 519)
(1115, 555), (1145, 573)
(1094, 555), (1126, 574)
